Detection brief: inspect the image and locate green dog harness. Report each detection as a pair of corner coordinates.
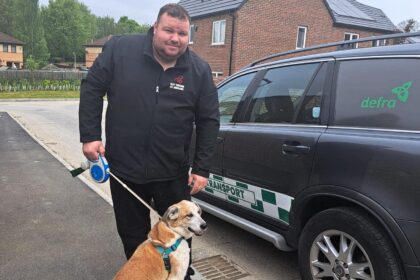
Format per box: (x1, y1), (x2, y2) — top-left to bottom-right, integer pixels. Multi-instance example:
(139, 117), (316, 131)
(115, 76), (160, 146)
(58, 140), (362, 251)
(154, 238), (183, 273)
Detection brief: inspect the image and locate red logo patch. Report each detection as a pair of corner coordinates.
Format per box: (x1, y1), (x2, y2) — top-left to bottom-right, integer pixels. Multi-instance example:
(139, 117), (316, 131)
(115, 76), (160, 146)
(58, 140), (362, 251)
(174, 75), (184, 85)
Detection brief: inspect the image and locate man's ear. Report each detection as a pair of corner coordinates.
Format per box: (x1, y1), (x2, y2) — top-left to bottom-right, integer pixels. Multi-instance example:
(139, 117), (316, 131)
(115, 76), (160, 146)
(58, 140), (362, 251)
(153, 22), (158, 34)
(163, 205), (179, 221)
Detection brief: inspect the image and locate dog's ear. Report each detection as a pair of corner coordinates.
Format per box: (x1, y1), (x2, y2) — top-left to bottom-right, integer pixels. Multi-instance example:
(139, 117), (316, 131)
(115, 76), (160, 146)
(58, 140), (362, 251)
(193, 201), (202, 215)
(163, 205), (179, 222)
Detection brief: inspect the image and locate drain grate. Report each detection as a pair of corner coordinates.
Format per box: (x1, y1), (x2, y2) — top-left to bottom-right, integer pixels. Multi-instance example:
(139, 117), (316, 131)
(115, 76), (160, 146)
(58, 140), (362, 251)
(193, 255), (249, 280)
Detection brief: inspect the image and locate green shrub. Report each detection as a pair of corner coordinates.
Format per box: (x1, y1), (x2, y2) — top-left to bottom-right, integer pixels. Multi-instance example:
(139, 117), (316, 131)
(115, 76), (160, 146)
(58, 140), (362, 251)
(0, 79), (81, 92)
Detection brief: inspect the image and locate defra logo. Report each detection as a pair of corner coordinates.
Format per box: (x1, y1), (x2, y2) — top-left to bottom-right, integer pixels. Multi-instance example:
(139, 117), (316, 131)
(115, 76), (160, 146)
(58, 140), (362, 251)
(361, 81), (412, 109)
(361, 96), (396, 109)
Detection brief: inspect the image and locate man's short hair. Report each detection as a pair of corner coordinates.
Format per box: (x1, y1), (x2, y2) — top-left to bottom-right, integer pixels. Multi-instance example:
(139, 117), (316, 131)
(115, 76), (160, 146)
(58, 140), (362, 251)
(157, 3), (191, 24)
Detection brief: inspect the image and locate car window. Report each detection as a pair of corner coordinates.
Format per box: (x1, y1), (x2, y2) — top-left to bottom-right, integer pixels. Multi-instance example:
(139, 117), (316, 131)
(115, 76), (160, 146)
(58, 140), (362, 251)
(334, 59), (420, 131)
(296, 62), (328, 125)
(218, 72), (256, 124)
(246, 63), (320, 123)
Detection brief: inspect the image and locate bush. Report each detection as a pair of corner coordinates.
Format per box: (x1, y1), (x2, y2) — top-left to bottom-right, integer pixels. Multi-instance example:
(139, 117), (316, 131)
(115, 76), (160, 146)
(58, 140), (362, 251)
(0, 79), (81, 92)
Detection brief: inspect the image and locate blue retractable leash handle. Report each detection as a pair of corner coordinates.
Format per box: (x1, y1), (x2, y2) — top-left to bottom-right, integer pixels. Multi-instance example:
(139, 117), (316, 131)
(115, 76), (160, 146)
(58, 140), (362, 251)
(69, 154), (109, 183)
(88, 155), (110, 183)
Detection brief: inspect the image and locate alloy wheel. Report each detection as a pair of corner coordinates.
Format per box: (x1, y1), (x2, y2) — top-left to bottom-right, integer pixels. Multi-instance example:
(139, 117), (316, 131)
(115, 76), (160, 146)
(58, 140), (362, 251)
(309, 229), (374, 280)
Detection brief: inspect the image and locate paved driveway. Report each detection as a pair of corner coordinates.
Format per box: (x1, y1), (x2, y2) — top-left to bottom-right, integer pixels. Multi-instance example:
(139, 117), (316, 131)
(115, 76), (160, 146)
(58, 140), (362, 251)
(0, 111), (126, 279)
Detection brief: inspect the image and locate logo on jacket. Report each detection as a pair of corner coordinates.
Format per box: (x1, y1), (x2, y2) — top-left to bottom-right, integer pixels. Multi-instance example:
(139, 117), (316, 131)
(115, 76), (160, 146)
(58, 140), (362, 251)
(170, 75), (185, 92)
(174, 75), (184, 85)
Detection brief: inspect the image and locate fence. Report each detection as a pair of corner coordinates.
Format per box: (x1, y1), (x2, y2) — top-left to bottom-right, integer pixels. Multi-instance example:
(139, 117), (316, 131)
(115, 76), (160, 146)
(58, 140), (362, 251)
(0, 70), (87, 81)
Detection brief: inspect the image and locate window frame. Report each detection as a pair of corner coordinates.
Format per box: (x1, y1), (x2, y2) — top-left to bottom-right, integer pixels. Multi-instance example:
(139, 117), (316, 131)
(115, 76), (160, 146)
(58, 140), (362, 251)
(212, 20), (226, 45)
(212, 71), (224, 78)
(372, 39), (386, 47)
(296, 26), (307, 49)
(3, 44), (9, 52)
(188, 25), (195, 44)
(344, 32), (359, 48)
(11, 45), (16, 53)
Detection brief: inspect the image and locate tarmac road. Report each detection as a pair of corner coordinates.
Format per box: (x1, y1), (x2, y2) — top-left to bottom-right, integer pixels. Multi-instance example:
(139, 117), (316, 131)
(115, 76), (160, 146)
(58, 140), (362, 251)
(0, 100), (301, 280)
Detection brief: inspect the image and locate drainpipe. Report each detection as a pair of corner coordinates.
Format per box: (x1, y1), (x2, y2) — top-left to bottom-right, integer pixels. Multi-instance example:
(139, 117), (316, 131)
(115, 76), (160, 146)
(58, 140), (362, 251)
(228, 12), (236, 76)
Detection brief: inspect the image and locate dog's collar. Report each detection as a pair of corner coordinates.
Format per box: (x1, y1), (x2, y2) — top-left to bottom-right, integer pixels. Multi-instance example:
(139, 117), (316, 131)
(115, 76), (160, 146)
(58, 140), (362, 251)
(154, 238), (183, 273)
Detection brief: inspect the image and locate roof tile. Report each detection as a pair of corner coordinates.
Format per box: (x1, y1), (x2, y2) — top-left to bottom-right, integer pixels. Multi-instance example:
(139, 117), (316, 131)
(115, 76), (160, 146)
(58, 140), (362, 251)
(0, 32), (25, 45)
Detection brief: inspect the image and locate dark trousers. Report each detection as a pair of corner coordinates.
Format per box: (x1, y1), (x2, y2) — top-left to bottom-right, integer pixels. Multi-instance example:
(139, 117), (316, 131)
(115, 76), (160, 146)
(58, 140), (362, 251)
(109, 173), (192, 261)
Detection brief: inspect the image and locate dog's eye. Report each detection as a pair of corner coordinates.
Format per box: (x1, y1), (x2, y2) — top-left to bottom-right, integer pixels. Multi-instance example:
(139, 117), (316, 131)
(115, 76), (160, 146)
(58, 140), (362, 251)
(186, 213), (194, 218)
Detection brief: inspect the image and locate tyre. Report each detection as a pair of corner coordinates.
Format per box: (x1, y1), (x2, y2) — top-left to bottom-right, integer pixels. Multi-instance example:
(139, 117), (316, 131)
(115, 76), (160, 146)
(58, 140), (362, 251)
(298, 207), (404, 280)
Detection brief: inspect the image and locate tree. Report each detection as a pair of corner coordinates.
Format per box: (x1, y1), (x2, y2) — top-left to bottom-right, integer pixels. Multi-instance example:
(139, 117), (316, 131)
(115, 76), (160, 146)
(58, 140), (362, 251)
(12, 0), (50, 63)
(25, 55), (39, 81)
(115, 16), (150, 35)
(25, 55), (39, 70)
(0, 0), (14, 35)
(0, 0), (50, 64)
(96, 16), (116, 39)
(33, 27), (50, 67)
(42, 0), (96, 61)
(397, 18), (420, 32)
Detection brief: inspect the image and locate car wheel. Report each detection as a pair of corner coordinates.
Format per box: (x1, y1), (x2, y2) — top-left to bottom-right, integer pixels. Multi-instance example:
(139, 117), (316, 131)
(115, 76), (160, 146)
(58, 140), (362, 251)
(298, 207), (404, 280)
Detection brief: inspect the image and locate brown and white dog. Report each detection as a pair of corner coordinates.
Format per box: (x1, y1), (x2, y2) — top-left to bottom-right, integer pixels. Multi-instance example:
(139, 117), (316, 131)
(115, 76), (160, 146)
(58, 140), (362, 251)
(113, 200), (207, 280)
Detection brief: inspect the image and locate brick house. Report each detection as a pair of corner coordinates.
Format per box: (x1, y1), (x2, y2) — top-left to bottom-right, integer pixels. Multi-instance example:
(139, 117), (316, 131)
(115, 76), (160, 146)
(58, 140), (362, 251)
(84, 35), (113, 68)
(179, 0), (396, 82)
(0, 32), (24, 69)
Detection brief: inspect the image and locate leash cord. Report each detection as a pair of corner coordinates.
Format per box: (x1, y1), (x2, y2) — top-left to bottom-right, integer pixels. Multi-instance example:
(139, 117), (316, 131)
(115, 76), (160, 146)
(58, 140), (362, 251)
(108, 171), (162, 219)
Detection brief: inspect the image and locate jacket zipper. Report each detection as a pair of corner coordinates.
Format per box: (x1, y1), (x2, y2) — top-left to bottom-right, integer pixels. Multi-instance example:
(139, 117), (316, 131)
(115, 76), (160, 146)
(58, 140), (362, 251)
(145, 72), (162, 178)
(155, 70), (162, 104)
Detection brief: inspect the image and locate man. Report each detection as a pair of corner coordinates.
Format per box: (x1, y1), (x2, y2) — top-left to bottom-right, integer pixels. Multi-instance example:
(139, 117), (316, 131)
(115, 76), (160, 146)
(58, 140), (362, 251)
(79, 4), (219, 279)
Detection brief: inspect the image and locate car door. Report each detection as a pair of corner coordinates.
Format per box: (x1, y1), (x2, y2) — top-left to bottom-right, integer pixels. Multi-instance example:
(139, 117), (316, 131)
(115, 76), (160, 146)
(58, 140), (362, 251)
(219, 61), (332, 228)
(191, 70), (259, 179)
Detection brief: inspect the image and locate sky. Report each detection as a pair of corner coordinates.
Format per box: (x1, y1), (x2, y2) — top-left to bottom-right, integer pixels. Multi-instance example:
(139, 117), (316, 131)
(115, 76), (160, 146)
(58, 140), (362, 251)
(38, 0), (419, 26)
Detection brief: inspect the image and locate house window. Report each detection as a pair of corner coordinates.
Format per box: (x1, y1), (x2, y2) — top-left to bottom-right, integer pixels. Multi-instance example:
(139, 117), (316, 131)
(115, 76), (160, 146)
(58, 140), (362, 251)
(3, 44), (8, 52)
(11, 45), (16, 53)
(212, 20), (226, 45)
(296, 26), (307, 49)
(372, 39), (386, 47)
(212, 71), (223, 78)
(344, 32), (359, 48)
(189, 25), (195, 44)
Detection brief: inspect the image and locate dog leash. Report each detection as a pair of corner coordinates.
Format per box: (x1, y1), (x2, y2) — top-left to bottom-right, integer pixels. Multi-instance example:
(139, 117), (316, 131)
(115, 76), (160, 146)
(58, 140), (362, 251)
(108, 171), (162, 219)
(70, 156), (163, 219)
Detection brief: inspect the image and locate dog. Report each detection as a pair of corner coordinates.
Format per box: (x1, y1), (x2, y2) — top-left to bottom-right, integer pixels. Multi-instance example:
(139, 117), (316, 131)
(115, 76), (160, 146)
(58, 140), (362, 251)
(114, 200), (207, 280)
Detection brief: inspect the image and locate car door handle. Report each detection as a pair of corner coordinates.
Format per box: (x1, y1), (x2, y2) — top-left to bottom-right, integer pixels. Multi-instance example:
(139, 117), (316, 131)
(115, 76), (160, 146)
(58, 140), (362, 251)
(216, 136), (224, 143)
(282, 143), (310, 154)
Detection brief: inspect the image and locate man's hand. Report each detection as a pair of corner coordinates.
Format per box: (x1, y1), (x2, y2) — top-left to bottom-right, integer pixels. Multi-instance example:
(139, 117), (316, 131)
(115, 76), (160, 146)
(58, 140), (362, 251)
(82, 141), (105, 161)
(188, 174), (208, 195)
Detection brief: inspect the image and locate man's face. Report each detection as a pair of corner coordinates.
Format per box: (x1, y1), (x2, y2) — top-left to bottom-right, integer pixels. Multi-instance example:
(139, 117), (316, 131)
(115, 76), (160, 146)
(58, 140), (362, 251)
(153, 13), (190, 63)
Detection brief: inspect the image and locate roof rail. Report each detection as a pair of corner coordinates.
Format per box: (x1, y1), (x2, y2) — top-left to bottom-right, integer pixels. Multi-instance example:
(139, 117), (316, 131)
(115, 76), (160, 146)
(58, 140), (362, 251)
(247, 31), (420, 67)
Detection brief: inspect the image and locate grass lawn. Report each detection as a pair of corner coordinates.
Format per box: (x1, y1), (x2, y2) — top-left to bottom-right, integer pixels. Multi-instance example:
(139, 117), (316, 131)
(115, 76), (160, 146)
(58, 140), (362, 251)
(0, 91), (80, 99)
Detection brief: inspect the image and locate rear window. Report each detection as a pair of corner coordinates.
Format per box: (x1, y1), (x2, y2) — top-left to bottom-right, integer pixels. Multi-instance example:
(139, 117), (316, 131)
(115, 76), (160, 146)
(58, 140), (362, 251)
(334, 58), (420, 131)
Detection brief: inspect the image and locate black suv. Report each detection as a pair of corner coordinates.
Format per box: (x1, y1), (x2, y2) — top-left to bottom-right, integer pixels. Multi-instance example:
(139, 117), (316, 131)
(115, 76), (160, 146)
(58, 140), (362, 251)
(191, 33), (420, 280)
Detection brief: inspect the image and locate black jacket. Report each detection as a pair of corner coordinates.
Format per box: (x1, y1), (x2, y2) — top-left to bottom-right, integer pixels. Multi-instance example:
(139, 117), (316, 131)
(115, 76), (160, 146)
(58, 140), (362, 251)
(79, 30), (220, 184)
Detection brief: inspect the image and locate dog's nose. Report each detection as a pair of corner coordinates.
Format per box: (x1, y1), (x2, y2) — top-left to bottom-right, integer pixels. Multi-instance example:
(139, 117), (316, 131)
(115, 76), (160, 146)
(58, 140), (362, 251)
(200, 223), (207, 230)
